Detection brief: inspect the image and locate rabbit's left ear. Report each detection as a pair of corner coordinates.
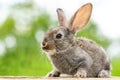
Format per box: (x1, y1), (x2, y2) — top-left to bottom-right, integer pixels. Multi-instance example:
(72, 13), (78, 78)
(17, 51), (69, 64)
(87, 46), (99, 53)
(57, 8), (67, 27)
(69, 3), (92, 34)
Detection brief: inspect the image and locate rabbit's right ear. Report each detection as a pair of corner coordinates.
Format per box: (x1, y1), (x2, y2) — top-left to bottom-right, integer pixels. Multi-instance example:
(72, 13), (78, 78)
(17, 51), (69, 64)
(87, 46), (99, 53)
(57, 8), (67, 27)
(69, 3), (92, 34)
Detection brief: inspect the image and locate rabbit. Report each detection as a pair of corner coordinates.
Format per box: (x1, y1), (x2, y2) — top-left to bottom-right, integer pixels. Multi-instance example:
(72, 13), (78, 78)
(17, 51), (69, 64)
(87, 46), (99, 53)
(41, 3), (111, 78)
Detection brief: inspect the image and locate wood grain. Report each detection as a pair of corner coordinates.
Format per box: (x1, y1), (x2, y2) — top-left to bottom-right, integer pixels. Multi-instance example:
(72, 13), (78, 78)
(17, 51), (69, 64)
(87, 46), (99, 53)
(0, 76), (119, 80)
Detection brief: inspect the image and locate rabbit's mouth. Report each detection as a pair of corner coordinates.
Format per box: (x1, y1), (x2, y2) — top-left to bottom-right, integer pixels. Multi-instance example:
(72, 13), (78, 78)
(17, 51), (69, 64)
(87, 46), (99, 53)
(42, 45), (56, 55)
(42, 46), (49, 51)
(42, 42), (56, 52)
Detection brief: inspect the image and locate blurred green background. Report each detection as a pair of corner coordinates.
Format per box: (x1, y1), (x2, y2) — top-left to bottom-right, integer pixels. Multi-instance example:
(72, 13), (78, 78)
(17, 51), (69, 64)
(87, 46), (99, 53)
(0, 1), (120, 77)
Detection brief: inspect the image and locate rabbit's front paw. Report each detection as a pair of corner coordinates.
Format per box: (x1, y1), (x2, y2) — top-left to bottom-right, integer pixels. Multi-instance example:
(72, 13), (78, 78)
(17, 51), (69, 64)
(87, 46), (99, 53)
(47, 72), (60, 77)
(74, 70), (87, 78)
(98, 70), (110, 78)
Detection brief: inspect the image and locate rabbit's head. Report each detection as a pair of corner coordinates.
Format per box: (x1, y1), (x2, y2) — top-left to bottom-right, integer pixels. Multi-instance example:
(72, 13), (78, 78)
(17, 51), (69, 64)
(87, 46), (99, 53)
(42, 3), (92, 55)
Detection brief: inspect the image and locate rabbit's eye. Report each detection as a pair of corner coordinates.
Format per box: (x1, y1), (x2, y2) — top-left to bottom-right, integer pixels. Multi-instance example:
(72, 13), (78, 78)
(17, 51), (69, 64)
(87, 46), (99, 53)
(56, 33), (62, 39)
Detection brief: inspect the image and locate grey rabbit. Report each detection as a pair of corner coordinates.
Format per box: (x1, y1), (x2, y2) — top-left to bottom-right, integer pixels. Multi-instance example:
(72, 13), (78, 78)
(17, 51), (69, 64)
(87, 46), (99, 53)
(41, 3), (111, 78)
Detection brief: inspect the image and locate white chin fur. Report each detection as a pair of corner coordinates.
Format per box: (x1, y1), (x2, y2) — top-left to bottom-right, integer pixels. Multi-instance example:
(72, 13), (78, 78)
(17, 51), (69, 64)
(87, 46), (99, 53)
(46, 49), (56, 55)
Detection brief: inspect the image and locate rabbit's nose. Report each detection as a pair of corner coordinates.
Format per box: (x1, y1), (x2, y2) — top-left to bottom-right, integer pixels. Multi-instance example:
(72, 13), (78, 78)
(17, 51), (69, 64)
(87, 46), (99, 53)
(42, 42), (47, 47)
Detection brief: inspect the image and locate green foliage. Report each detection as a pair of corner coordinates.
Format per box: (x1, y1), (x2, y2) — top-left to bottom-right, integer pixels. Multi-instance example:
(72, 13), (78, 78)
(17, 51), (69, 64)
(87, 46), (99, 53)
(112, 56), (120, 76)
(0, 50), (52, 76)
(0, 1), (53, 76)
(0, 17), (15, 38)
(0, 15), (53, 76)
(31, 14), (51, 32)
(12, 1), (33, 9)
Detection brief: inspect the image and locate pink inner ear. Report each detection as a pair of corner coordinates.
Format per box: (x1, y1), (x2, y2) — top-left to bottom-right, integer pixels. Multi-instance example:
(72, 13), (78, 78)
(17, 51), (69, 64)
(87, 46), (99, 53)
(69, 3), (92, 33)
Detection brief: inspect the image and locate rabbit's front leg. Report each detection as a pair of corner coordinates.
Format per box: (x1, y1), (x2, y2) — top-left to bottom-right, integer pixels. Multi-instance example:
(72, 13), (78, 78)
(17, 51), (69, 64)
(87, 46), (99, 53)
(74, 68), (87, 78)
(47, 69), (61, 77)
(73, 52), (92, 78)
(74, 60), (89, 78)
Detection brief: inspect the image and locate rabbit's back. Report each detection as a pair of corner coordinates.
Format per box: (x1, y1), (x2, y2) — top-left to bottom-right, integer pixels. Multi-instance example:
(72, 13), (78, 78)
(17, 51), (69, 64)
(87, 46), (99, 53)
(76, 37), (107, 60)
(76, 37), (109, 77)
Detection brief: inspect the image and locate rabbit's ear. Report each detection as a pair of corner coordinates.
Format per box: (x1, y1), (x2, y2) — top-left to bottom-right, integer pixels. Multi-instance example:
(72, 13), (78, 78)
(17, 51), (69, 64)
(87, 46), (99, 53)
(69, 3), (92, 33)
(57, 8), (67, 27)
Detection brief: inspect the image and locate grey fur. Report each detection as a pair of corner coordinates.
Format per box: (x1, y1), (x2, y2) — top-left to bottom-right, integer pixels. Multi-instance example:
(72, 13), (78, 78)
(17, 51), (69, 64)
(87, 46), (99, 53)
(42, 3), (111, 78)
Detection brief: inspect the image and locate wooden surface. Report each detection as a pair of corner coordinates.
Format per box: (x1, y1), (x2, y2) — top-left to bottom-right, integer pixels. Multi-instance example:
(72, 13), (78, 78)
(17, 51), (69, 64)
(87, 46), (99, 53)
(0, 76), (120, 80)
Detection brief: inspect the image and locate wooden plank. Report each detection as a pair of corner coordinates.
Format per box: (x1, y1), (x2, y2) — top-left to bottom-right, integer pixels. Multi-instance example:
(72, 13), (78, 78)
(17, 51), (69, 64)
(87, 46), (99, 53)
(0, 76), (120, 80)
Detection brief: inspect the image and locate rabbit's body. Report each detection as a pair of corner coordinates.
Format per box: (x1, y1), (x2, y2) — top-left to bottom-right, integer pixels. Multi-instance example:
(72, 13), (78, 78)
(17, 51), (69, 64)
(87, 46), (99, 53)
(50, 44), (92, 75)
(49, 37), (110, 77)
(42, 3), (111, 78)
